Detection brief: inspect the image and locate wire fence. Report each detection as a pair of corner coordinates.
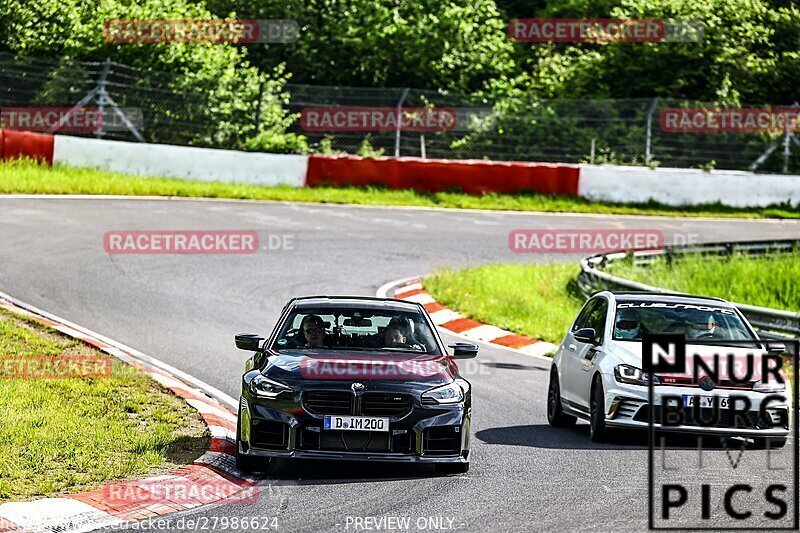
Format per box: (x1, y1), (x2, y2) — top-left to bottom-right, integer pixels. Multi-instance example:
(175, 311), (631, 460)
(1, 52), (798, 173)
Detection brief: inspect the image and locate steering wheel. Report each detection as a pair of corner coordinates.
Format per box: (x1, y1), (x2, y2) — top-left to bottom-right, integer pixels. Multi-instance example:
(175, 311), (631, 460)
(692, 331), (716, 340)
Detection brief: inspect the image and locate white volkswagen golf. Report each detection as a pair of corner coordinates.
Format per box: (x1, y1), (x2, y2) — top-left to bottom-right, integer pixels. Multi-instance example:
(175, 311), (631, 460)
(548, 291), (791, 446)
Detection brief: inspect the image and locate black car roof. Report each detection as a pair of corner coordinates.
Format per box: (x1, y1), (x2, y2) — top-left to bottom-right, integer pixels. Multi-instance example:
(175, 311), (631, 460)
(290, 296), (423, 312)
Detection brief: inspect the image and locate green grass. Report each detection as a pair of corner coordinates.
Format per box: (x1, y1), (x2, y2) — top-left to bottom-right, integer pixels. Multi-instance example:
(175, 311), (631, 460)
(426, 263), (585, 344)
(2, 159), (800, 218)
(426, 253), (799, 346)
(609, 253), (800, 312)
(0, 308), (209, 501)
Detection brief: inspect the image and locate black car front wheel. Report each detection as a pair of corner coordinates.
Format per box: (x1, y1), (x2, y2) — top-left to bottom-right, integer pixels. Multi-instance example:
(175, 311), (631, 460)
(547, 367), (577, 428)
(436, 462), (469, 475)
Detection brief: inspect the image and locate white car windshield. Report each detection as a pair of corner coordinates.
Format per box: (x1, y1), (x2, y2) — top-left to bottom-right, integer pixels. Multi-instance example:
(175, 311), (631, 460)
(612, 301), (756, 342)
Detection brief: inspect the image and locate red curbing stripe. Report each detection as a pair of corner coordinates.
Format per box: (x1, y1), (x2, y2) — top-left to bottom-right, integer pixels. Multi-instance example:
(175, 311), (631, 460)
(166, 385), (220, 405)
(423, 301), (445, 313)
(491, 334), (538, 349)
(306, 155), (580, 196)
(2, 129), (54, 165)
(201, 413), (237, 431)
(395, 288), (425, 298)
(209, 437), (236, 455)
(441, 317), (483, 333)
(0, 516), (22, 532)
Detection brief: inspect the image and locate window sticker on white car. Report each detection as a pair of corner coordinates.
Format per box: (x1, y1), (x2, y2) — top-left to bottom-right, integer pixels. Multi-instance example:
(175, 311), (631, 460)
(617, 302), (736, 314)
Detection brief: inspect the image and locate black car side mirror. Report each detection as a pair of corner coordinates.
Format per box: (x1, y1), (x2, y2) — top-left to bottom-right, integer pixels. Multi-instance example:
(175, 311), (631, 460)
(449, 342), (479, 359)
(573, 327), (597, 344)
(235, 333), (265, 352)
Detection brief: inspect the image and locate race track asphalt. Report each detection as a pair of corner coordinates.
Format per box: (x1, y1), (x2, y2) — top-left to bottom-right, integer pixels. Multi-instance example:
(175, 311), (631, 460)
(1, 196), (798, 532)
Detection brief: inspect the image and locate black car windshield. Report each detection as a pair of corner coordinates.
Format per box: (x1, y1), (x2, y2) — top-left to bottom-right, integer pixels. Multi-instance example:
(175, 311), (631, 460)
(612, 301), (756, 342)
(271, 307), (442, 355)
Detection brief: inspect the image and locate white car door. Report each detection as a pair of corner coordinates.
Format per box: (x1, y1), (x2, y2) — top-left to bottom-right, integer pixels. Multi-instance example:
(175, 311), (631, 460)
(570, 298), (609, 412)
(561, 298), (601, 409)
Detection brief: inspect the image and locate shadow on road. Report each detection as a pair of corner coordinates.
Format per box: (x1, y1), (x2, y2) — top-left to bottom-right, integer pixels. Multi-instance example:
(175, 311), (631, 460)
(475, 424), (744, 451)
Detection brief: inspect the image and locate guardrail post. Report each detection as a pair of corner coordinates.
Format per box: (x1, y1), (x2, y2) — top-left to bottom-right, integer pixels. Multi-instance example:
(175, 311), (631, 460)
(645, 97), (659, 164)
(394, 88), (410, 157)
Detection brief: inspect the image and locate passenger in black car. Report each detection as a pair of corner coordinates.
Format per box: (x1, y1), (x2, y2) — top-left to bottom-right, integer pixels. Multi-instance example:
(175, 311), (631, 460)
(384, 316), (424, 351)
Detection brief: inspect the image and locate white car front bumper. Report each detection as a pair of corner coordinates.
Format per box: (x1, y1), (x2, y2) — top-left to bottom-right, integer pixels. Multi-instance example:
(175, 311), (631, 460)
(600, 372), (791, 438)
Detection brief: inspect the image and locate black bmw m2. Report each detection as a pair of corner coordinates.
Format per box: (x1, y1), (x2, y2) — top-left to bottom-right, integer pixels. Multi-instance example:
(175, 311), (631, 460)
(234, 296), (478, 474)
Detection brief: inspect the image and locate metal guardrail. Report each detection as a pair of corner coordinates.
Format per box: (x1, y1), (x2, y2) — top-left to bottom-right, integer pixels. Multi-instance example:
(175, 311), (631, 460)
(577, 239), (800, 340)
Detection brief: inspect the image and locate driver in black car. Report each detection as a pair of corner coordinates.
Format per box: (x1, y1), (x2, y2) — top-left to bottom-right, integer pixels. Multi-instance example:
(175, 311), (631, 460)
(300, 314), (327, 348)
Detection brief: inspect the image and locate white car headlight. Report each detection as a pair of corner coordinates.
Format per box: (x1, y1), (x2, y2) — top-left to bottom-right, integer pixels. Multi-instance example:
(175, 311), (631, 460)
(422, 382), (464, 404)
(753, 378), (786, 393)
(614, 364), (660, 386)
(249, 374), (293, 399)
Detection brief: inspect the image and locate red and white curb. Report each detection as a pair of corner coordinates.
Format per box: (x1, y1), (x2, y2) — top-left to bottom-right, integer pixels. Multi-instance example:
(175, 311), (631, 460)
(0, 291), (252, 533)
(377, 277), (558, 360)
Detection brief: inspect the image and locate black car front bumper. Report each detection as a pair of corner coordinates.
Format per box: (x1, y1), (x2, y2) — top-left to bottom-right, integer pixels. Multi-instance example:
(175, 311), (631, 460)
(238, 387), (471, 464)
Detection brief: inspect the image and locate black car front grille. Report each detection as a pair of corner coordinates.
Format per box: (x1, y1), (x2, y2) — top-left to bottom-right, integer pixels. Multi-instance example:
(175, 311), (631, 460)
(362, 393), (412, 416)
(303, 391), (353, 415)
(423, 426), (461, 456)
(318, 430), (392, 452)
(303, 390), (414, 416)
(251, 420), (289, 449)
(299, 424), (415, 453)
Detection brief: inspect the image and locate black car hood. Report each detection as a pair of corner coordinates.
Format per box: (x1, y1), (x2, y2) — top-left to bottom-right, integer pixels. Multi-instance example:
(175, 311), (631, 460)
(262, 349), (457, 385)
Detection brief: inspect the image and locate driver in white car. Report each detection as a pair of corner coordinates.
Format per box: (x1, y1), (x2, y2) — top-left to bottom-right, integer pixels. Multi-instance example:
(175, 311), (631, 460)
(614, 309), (641, 340)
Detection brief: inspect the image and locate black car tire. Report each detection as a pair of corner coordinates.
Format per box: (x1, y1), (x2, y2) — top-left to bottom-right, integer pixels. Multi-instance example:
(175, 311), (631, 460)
(436, 462), (469, 474)
(751, 436), (787, 450)
(236, 411), (270, 473)
(547, 367), (577, 428)
(589, 378), (608, 443)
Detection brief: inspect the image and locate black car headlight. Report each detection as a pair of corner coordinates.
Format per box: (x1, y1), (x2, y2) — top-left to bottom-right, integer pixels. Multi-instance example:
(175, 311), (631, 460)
(614, 364), (660, 386)
(422, 382), (465, 404)
(249, 374), (293, 399)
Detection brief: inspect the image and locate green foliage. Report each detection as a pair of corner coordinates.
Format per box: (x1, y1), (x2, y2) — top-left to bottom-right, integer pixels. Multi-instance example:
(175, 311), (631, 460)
(356, 134), (385, 158)
(2, 0), (799, 160)
(242, 129), (310, 154)
(205, 0), (517, 94)
(609, 252), (800, 312)
(0, 0), (293, 148)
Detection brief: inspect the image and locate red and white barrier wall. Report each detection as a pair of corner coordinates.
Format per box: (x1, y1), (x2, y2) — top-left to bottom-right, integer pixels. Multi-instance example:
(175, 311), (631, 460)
(2, 129), (799, 208)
